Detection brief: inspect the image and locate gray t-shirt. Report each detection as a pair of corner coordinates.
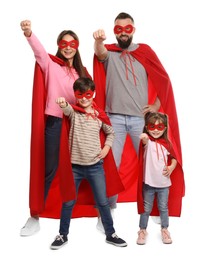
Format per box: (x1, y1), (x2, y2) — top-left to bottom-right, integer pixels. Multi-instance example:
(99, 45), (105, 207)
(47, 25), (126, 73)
(103, 43), (148, 117)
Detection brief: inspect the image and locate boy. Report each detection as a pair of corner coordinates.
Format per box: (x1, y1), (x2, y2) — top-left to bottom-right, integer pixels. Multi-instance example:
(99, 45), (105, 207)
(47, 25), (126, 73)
(51, 77), (127, 249)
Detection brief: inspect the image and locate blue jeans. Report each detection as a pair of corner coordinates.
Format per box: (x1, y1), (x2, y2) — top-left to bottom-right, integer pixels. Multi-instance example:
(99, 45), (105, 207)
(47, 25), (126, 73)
(139, 183), (169, 229)
(107, 113), (145, 208)
(59, 161), (115, 236)
(44, 116), (62, 200)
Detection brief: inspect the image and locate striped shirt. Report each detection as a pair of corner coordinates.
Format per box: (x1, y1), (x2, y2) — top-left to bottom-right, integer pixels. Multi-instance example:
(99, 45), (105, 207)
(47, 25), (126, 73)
(62, 104), (115, 165)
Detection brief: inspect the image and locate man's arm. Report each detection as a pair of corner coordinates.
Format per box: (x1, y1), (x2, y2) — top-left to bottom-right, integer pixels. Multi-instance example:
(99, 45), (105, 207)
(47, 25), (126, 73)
(93, 29), (108, 60)
(142, 97), (161, 116)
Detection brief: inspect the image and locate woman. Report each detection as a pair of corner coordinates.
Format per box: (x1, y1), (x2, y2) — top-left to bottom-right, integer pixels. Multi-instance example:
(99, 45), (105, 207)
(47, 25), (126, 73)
(20, 20), (91, 236)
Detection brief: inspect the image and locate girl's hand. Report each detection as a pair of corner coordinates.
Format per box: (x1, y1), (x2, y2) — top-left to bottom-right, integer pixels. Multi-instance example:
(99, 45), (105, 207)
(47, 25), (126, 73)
(139, 133), (149, 144)
(163, 158), (177, 177)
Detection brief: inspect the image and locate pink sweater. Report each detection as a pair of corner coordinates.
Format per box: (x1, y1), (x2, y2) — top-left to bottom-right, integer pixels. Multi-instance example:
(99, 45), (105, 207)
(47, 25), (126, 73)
(27, 33), (79, 118)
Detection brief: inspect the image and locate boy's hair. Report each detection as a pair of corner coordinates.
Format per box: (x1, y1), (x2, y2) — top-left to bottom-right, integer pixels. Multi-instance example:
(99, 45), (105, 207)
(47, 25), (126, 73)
(144, 112), (169, 142)
(73, 77), (95, 93)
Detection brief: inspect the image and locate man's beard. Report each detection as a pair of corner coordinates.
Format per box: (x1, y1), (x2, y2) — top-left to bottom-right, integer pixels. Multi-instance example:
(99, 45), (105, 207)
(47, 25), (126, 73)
(117, 36), (132, 49)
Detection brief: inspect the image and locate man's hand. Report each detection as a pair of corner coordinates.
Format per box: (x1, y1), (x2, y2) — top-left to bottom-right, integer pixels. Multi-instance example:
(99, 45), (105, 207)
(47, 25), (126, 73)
(93, 29), (106, 42)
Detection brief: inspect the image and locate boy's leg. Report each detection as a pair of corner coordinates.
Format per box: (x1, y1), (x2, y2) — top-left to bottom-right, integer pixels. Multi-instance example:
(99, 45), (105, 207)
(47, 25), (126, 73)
(50, 166), (82, 250)
(87, 161), (127, 247)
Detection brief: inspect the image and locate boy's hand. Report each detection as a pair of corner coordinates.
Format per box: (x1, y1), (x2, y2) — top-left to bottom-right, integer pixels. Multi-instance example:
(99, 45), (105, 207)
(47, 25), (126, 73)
(56, 97), (67, 108)
(97, 145), (110, 159)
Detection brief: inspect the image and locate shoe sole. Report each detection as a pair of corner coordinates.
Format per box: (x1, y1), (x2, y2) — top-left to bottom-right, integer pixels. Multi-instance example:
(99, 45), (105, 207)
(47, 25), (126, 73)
(163, 241), (172, 244)
(137, 242), (146, 245)
(106, 240), (127, 247)
(20, 227), (40, 237)
(50, 241), (68, 250)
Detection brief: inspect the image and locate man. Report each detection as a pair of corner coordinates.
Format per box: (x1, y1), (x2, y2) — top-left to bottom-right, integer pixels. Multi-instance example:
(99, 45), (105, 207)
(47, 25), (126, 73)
(93, 12), (185, 230)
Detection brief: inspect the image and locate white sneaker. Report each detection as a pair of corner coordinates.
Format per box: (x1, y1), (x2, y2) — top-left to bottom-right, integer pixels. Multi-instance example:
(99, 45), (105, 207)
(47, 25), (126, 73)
(110, 208), (115, 218)
(20, 217), (40, 236)
(96, 217), (105, 233)
(96, 209), (115, 233)
(151, 216), (161, 224)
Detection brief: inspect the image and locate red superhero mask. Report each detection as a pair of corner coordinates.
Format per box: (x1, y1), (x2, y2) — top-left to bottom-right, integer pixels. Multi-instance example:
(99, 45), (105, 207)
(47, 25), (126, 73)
(113, 24), (134, 34)
(147, 123), (166, 131)
(74, 90), (94, 99)
(58, 39), (79, 49)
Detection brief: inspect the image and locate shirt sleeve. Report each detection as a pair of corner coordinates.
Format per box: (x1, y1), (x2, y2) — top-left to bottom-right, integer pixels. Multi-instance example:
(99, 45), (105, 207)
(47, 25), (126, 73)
(27, 32), (51, 72)
(61, 104), (75, 118)
(101, 123), (115, 147)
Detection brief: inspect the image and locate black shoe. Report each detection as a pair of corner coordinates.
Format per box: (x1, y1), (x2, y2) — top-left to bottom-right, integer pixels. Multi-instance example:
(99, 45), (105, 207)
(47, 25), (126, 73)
(106, 233), (127, 247)
(50, 234), (68, 250)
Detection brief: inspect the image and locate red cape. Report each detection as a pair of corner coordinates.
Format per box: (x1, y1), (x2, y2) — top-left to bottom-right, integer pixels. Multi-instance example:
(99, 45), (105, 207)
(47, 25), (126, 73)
(93, 44), (185, 216)
(29, 55), (124, 219)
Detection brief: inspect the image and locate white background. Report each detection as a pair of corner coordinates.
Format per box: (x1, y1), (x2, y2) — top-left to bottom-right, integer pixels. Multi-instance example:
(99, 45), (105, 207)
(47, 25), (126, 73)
(1, 0), (213, 258)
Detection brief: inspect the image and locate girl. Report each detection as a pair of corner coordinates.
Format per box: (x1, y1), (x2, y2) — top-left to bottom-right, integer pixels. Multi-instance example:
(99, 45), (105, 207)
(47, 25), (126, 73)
(137, 112), (177, 245)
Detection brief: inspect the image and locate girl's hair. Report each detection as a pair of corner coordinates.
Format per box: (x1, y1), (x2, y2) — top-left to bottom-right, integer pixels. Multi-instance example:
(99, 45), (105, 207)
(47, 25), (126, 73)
(73, 77), (95, 92)
(55, 30), (87, 77)
(144, 112), (169, 142)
